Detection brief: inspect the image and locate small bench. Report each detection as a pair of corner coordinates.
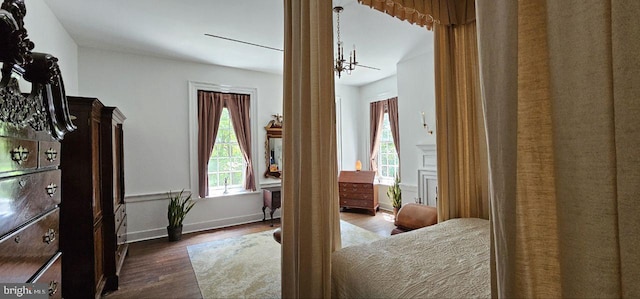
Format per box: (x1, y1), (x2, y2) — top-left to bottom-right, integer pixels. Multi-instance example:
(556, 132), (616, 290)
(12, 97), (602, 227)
(391, 203), (438, 235)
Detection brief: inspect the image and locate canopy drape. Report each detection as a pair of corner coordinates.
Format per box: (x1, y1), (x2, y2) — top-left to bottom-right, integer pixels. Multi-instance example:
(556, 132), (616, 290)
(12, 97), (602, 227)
(281, 0), (341, 297)
(434, 21), (489, 222)
(360, 0), (488, 222)
(358, 0), (475, 29)
(477, 0), (640, 297)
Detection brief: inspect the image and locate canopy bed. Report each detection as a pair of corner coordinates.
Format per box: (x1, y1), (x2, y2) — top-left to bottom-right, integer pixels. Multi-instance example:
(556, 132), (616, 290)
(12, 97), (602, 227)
(331, 218), (490, 298)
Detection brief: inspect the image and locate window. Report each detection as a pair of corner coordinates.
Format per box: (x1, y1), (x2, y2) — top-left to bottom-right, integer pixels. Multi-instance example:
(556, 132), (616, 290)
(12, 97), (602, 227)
(378, 112), (399, 179)
(208, 108), (245, 191)
(190, 82), (258, 198)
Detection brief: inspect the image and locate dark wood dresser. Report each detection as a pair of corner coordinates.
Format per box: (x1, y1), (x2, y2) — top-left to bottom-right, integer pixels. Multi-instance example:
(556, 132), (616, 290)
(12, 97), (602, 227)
(0, 126), (64, 298)
(338, 171), (379, 215)
(0, 2), (76, 297)
(101, 106), (128, 292)
(60, 97), (127, 298)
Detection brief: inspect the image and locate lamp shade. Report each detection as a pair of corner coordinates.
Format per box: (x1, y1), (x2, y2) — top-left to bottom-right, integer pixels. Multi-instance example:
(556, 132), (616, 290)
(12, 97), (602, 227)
(355, 160), (362, 171)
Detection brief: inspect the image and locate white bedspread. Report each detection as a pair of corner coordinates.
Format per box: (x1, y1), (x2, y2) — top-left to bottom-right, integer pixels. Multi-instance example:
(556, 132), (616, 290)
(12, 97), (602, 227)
(331, 218), (490, 298)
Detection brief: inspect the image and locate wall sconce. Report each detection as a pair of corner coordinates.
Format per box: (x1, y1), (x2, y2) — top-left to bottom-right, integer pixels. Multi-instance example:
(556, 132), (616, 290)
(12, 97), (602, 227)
(421, 112), (433, 134)
(355, 160), (362, 171)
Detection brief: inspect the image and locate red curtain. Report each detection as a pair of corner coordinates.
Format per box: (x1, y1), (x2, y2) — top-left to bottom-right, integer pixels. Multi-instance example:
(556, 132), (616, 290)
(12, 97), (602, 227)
(197, 91), (224, 198)
(369, 100), (386, 171)
(226, 94), (256, 191)
(387, 97), (400, 176)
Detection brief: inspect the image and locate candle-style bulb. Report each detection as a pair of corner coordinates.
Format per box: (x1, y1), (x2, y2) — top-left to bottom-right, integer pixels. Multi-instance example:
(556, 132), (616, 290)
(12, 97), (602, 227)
(352, 45), (356, 63)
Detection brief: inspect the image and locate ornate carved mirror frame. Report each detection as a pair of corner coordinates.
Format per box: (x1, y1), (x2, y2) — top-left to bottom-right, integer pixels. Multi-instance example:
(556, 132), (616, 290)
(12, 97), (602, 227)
(264, 115), (282, 179)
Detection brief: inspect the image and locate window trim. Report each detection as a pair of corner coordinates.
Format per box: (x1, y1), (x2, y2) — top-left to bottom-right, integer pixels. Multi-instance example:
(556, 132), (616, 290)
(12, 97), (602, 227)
(188, 82), (258, 199)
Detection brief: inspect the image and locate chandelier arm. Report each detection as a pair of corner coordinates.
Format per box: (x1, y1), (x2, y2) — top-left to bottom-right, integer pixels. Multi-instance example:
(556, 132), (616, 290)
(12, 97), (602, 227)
(333, 6), (354, 78)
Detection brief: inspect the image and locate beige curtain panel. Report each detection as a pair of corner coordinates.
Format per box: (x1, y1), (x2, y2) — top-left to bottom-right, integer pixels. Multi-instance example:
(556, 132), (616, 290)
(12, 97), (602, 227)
(281, 0), (341, 298)
(358, 0), (475, 29)
(477, 0), (640, 297)
(434, 21), (489, 223)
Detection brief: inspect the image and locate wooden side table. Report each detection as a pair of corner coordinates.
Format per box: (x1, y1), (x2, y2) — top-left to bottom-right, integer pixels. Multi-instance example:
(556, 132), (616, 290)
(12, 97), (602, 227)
(262, 187), (281, 226)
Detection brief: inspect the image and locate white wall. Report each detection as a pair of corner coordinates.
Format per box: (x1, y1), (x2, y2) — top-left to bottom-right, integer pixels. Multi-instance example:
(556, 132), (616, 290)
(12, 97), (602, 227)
(78, 47), (283, 241)
(355, 49), (436, 209)
(335, 84), (360, 171)
(396, 51), (436, 206)
(23, 0), (79, 94)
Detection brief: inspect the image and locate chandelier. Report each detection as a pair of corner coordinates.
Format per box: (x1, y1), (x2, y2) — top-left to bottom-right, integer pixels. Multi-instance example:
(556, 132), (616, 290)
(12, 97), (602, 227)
(334, 6), (357, 78)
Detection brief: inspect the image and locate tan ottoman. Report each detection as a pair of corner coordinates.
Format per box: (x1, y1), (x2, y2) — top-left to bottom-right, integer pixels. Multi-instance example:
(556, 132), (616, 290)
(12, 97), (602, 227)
(273, 227), (282, 244)
(391, 203), (438, 235)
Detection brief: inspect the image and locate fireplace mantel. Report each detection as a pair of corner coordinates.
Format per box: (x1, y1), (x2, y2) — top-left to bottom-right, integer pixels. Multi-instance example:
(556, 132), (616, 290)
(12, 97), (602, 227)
(415, 143), (438, 206)
(416, 143), (437, 169)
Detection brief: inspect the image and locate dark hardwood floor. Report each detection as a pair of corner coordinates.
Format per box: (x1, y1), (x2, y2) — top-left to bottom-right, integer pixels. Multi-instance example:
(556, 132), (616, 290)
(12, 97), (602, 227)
(102, 209), (396, 299)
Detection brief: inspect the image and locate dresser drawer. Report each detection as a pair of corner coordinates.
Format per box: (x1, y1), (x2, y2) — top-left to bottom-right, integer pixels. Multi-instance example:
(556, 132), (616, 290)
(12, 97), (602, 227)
(0, 170), (61, 237)
(0, 208), (59, 283)
(0, 137), (38, 174)
(30, 252), (61, 299)
(339, 182), (373, 192)
(340, 192), (373, 200)
(116, 215), (127, 245)
(340, 198), (374, 209)
(38, 141), (61, 169)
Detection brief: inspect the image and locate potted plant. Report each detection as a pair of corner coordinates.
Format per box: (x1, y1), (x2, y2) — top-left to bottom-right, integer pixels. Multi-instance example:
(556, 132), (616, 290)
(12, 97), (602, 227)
(387, 175), (402, 219)
(167, 189), (197, 242)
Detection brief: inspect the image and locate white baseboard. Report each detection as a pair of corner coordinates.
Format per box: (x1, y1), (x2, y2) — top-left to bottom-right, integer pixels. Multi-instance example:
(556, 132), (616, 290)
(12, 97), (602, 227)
(379, 202), (393, 211)
(126, 212), (279, 243)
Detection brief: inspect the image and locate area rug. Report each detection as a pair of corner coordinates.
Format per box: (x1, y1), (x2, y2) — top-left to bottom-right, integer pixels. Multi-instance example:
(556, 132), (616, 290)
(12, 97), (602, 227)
(187, 220), (382, 299)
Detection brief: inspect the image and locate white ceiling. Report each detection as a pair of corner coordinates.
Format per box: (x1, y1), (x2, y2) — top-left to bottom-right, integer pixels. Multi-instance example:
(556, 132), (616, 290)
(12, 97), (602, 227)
(43, 0), (433, 87)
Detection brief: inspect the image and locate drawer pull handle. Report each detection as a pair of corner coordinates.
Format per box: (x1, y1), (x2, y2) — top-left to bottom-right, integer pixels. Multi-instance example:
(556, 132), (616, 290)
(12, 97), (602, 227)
(48, 281), (58, 296)
(10, 146), (29, 165)
(14, 235), (20, 243)
(18, 179), (27, 188)
(46, 183), (57, 197)
(45, 148), (58, 162)
(43, 229), (56, 244)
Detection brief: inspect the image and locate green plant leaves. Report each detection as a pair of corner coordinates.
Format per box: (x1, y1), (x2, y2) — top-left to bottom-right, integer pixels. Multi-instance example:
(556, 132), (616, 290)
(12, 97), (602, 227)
(167, 189), (197, 228)
(387, 175), (402, 208)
